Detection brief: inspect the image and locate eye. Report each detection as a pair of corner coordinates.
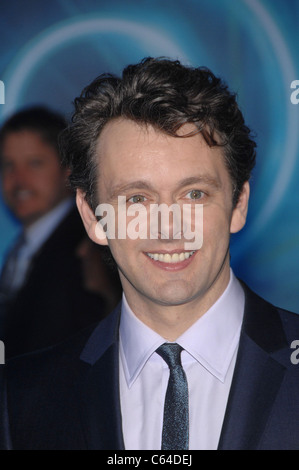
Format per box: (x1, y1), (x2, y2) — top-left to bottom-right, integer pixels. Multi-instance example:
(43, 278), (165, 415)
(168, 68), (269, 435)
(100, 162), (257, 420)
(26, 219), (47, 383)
(186, 189), (203, 200)
(128, 194), (147, 204)
(29, 158), (44, 168)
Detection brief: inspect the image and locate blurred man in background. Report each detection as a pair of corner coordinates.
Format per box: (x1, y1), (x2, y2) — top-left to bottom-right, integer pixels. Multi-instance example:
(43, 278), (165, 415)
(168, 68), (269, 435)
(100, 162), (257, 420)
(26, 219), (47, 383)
(0, 106), (121, 358)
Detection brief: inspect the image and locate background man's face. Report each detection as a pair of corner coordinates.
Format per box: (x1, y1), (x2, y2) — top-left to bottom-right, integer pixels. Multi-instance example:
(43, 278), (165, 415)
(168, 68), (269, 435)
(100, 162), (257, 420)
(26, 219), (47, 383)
(1, 130), (70, 227)
(81, 118), (248, 324)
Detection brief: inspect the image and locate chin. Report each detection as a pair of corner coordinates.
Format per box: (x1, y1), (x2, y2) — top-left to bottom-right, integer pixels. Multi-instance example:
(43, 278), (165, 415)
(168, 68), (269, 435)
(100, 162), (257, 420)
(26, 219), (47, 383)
(148, 285), (197, 307)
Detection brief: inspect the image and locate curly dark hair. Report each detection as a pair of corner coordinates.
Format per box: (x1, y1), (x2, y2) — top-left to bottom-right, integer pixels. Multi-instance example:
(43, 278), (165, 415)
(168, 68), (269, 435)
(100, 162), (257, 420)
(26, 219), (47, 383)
(0, 106), (67, 161)
(60, 57), (256, 209)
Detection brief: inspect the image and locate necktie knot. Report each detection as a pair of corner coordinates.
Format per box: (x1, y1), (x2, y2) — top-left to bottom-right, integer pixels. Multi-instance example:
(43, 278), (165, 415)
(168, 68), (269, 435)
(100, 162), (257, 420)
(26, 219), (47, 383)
(156, 343), (183, 370)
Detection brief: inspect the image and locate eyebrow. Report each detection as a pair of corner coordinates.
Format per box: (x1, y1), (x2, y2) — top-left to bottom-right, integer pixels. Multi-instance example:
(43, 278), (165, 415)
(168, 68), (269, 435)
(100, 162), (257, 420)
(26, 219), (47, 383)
(108, 181), (154, 199)
(108, 175), (221, 199)
(176, 176), (222, 190)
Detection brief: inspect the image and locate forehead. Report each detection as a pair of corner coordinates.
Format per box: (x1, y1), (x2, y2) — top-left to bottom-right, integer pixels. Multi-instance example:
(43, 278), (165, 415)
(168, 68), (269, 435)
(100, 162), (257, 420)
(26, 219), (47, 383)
(1, 130), (58, 160)
(95, 118), (231, 193)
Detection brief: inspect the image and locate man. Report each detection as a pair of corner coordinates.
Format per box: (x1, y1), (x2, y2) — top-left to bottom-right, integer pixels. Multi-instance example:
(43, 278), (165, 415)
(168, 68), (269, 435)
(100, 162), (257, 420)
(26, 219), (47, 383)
(0, 107), (110, 358)
(5, 58), (299, 449)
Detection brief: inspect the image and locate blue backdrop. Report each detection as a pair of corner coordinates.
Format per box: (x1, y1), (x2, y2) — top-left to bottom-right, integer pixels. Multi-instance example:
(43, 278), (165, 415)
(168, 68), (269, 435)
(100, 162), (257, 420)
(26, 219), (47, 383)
(1, 0), (299, 312)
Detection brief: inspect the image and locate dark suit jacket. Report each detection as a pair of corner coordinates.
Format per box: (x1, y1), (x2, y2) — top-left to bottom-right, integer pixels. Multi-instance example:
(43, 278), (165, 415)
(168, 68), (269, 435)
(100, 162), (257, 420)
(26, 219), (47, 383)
(4, 283), (299, 450)
(2, 206), (107, 359)
(0, 366), (11, 450)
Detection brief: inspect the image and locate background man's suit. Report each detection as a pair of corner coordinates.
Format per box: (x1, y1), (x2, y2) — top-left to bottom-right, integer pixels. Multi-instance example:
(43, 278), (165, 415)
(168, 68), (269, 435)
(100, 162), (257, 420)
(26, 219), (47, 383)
(2, 207), (106, 359)
(5, 283), (299, 450)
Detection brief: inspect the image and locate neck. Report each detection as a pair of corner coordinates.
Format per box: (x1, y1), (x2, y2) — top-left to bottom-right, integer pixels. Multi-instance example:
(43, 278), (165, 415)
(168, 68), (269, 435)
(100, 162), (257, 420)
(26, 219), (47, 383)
(122, 267), (231, 341)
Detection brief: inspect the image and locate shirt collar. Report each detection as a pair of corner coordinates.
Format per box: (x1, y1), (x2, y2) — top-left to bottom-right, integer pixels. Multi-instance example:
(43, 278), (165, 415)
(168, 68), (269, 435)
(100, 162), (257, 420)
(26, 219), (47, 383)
(120, 269), (245, 387)
(120, 294), (164, 388)
(177, 270), (244, 381)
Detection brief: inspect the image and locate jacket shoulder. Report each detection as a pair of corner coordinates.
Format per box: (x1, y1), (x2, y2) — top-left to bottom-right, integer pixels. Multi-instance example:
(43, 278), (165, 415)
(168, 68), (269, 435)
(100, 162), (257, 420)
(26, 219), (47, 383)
(6, 303), (120, 381)
(239, 279), (299, 354)
(5, 308), (120, 449)
(277, 306), (299, 343)
(6, 321), (97, 383)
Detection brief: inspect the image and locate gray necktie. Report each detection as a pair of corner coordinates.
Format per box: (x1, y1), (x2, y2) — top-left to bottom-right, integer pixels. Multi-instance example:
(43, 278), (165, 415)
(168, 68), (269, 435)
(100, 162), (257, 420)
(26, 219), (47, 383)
(156, 343), (189, 450)
(0, 233), (26, 296)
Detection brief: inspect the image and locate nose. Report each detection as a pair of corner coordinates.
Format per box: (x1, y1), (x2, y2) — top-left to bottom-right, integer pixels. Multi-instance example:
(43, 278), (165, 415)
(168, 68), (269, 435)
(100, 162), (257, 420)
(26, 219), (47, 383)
(149, 202), (183, 241)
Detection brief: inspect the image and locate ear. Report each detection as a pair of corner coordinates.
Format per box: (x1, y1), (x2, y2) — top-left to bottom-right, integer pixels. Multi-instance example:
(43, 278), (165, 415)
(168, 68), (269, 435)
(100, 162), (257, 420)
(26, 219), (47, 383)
(76, 190), (108, 246)
(230, 181), (250, 234)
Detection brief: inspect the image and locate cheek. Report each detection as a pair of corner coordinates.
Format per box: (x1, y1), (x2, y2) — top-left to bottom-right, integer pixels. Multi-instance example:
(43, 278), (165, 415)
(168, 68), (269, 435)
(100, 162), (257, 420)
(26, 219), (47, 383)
(201, 208), (231, 247)
(2, 174), (15, 191)
(37, 170), (65, 193)
(108, 237), (144, 270)
(107, 239), (130, 267)
(2, 179), (10, 193)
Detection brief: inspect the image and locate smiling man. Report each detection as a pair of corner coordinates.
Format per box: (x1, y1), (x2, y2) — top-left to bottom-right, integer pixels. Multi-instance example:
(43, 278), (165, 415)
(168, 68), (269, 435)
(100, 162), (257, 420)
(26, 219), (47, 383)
(4, 58), (299, 450)
(78, 118), (249, 342)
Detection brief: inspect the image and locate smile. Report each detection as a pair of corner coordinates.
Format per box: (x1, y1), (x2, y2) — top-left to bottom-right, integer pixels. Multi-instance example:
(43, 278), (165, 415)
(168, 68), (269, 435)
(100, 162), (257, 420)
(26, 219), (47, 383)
(13, 189), (32, 201)
(146, 251), (196, 263)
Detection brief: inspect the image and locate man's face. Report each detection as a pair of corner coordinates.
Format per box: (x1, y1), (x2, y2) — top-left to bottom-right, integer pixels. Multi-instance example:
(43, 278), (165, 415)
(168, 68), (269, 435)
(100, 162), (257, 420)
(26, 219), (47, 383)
(79, 118), (249, 324)
(1, 130), (70, 227)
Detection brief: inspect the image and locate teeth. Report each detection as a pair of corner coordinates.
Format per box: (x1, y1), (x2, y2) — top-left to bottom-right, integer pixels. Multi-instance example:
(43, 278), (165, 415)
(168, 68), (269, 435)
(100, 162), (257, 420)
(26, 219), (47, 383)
(15, 190), (31, 200)
(147, 251), (195, 263)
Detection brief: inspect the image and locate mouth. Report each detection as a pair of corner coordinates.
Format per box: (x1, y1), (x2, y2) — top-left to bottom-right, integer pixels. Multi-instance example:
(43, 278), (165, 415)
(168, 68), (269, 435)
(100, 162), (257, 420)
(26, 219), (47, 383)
(146, 250), (195, 263)
(12, 189), (33, 202)
(145, 249), (197, 270)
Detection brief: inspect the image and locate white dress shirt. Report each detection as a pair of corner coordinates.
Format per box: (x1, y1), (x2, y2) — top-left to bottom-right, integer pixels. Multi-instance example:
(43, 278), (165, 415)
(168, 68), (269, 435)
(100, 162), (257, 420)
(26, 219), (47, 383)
(119, 269), (245, 450)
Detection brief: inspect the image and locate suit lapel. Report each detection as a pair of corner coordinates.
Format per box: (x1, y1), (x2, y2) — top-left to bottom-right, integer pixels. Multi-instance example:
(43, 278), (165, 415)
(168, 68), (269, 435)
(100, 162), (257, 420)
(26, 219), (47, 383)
(218, 284), (288, 450)
(77, 305), (125, 450)
(218, 334), (286, 449)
